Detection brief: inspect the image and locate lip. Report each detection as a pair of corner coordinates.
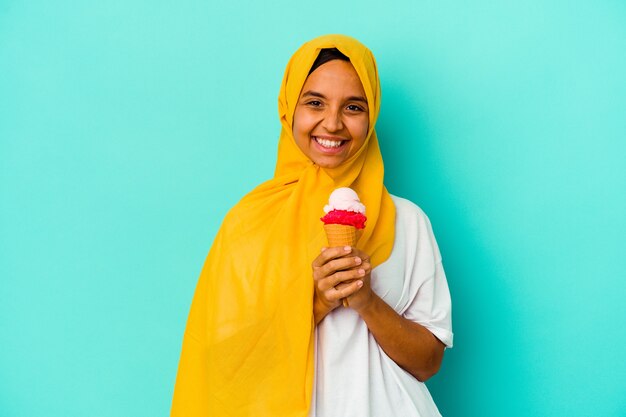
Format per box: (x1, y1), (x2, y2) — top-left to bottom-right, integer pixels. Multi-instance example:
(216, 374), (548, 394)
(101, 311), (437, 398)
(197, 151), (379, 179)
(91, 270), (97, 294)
(311, 135), (349, 155)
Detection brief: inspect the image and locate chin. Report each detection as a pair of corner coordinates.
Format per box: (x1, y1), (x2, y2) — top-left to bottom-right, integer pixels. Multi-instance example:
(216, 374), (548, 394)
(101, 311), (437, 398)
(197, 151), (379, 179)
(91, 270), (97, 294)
(315, 159), (344, 169)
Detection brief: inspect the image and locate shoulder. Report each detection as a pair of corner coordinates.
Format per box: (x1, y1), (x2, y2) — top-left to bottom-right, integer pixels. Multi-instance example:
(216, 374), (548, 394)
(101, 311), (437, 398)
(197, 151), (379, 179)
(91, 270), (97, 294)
(389, 194), (431, 226)
(389, 193), (442, 261)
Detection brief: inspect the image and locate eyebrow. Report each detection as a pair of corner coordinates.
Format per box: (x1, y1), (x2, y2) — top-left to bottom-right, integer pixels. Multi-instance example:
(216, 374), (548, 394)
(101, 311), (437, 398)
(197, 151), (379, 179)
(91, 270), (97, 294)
(301, 90), (368, 104)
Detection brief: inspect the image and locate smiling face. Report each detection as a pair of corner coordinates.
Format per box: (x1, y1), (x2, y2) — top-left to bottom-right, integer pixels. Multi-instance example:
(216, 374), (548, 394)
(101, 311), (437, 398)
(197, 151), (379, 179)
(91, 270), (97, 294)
(292, 59), (370, 169)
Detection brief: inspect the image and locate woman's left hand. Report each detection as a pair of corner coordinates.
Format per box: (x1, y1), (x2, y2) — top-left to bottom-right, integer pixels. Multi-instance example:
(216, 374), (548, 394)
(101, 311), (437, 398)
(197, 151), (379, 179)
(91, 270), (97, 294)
(312, 246), (374, 324)
(339, 247), (374, 312)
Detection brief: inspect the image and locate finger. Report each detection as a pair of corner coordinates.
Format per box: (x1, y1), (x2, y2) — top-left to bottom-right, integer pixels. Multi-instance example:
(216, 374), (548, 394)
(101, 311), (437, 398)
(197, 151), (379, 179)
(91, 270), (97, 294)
(325, 258), (371, 278)
(348, 248), (370, 263)
(314, 256), (366, 282)
(317, 255), (363, 278)
(314, 259), (372, 283)
(312, 246), (353, 268)
(317, 268), (366, 290)
(328, 280), (363, 301)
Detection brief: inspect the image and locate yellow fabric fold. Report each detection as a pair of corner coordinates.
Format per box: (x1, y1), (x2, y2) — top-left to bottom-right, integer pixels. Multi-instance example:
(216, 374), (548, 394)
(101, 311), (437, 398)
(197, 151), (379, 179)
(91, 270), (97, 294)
(171, 34), (395, 416)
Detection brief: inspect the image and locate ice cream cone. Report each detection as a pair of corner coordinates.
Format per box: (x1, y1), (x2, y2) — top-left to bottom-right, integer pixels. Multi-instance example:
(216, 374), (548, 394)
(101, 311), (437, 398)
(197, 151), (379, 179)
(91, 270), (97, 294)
(323, 224), (360, 247)
(323, 224), (362, 307)
(321, 188), (368, 308)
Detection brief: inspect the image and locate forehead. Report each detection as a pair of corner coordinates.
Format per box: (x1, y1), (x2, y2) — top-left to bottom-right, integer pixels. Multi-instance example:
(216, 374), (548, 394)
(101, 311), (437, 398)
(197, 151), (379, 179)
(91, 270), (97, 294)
(302, 60), (366, 94)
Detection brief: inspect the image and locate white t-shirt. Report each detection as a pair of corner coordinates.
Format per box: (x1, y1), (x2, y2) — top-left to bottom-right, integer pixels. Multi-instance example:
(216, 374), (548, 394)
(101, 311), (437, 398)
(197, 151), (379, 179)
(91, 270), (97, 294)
(309, 195), (453, 417)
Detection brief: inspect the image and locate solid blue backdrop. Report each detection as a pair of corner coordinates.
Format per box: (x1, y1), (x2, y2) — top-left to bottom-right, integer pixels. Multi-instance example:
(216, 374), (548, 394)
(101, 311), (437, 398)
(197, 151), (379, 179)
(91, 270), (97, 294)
(1, 1), (625, 416)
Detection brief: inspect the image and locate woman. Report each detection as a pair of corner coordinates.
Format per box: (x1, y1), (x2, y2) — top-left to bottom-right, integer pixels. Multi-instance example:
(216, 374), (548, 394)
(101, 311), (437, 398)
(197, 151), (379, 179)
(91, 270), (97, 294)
(171, 34), (453, 417)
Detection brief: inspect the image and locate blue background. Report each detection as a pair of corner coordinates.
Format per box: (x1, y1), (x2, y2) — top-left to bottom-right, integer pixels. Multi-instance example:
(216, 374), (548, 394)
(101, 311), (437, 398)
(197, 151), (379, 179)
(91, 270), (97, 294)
(1, 1), (625, 416)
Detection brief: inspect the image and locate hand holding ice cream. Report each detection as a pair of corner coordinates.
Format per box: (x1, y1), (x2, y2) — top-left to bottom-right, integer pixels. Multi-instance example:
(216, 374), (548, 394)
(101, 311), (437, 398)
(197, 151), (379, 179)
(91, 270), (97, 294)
(320, 187), (368, 307)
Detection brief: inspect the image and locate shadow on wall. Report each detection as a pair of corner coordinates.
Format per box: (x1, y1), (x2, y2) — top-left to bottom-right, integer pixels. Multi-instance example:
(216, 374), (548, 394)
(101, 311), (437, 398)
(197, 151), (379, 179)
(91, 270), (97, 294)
(376, 78), (534, 416)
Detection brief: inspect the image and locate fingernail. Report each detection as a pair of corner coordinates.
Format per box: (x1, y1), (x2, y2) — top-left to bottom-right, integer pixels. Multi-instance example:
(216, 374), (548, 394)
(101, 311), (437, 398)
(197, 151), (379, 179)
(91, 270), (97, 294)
(321, 247), (327, 252)
(344, 246), (351, 252)
(354, 257), (362, 265)
(357, 280), (363, 288)
(358, 269), (365, 275)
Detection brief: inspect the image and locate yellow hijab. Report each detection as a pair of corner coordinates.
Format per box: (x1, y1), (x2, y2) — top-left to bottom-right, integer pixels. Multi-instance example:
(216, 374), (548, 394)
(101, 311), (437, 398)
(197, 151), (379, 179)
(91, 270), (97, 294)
(171, 34), (395, 416)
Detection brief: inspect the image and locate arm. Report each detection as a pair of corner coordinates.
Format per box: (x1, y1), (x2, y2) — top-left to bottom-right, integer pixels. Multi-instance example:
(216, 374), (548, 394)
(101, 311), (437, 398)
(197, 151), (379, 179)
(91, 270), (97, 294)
(312, 246), (445, 381)
(353, 292), (445, 382)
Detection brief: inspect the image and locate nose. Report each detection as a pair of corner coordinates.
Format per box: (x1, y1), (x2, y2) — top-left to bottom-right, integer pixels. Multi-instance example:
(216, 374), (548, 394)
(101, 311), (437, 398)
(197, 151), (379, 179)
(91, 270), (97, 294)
(322, 108), (344, 132)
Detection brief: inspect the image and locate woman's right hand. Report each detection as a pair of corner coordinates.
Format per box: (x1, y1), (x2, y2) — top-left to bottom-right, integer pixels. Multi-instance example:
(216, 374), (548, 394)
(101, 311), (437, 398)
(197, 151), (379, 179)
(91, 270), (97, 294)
(311, 246), (372, 324)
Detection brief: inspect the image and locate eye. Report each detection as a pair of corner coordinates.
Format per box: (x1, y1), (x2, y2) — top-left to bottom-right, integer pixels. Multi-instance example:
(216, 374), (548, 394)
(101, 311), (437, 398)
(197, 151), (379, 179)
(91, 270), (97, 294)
(346, 104), (365, 112)
(306, 100), (323, 107)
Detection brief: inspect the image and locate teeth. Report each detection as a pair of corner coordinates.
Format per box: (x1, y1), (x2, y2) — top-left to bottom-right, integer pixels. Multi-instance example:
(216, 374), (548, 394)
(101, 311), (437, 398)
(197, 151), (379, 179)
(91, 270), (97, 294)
(315, 137), (343, 148)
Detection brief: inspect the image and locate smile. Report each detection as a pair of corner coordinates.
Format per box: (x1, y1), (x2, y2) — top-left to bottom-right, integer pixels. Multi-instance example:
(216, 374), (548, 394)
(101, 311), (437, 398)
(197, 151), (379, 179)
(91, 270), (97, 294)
(313, 136), (347, 149)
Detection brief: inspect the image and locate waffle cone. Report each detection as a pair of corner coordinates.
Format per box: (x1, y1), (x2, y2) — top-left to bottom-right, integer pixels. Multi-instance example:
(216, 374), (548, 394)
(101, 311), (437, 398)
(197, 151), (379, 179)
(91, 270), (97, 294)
(323, 224), (361, 247)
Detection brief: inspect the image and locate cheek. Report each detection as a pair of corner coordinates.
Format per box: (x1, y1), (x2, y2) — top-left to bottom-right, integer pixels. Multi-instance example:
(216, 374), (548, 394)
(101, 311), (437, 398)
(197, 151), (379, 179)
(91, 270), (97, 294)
(292, 110), (303, 137)
(293, 110), (320, 140)
(349, 117), (369, 143)
(293, 108), (308, 135)
(292, 109), (312, 151)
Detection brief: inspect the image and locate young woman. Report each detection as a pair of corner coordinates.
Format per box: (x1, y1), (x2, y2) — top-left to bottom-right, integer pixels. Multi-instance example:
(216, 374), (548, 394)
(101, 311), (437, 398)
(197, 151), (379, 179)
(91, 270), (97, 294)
(171, 34), (453, 417)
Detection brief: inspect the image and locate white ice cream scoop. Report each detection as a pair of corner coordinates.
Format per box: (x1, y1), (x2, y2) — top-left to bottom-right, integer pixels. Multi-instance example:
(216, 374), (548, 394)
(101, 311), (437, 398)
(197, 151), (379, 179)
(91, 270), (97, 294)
(323, 187), (366, 214)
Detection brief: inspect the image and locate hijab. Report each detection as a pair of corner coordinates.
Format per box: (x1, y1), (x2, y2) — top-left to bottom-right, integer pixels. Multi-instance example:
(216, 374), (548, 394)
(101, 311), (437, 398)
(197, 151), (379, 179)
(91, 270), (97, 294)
(171, 34), (395, 416)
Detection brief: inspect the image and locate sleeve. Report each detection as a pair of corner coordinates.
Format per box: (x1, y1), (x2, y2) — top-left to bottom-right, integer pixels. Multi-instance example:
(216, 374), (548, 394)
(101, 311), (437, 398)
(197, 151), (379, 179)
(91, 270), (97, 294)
(404, 261), (454, 348)
(399, 201), (454, 348)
